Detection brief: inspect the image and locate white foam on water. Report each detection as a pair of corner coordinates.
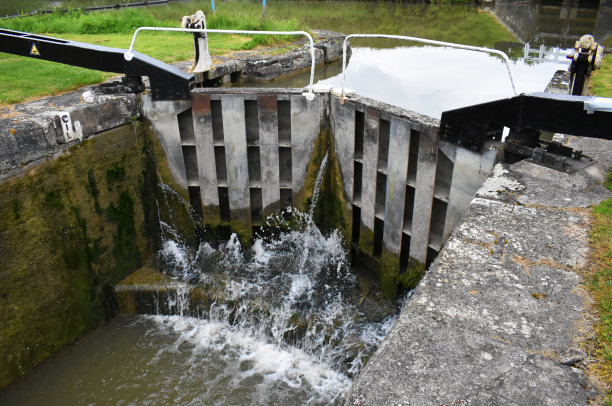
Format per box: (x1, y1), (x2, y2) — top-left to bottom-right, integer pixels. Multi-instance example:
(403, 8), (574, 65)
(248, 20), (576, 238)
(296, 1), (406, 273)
(160, 240), (192, 280)
(149, 157), (399, 403)
(148, 315), (351, 404)
(251, 239), (271, 267)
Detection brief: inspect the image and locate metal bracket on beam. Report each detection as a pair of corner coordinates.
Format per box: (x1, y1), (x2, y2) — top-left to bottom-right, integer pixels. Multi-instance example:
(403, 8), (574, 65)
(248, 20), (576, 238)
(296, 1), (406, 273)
(94, 76), (145, 95)
(440, 91), (612, 172)
(568, 34), (604, 96)
(57, 112), (83, 143)
(504, 140), (594, 174)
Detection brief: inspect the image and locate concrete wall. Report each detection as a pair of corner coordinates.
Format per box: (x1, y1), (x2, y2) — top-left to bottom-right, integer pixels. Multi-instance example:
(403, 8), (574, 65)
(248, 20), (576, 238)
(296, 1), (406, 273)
(0, 91), (140, 181)
(330, 94), (500, 296)
(492, 0), (611, 47)
(0, 91), (196, 390)
(0, 123), (156, 389)
(143, 89), (328, 242)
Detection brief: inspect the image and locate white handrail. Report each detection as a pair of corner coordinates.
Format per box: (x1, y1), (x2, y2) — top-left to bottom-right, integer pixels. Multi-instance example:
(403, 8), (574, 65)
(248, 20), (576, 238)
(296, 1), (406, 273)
(341, 34), (518, 99)
(125, 27), (316, 99)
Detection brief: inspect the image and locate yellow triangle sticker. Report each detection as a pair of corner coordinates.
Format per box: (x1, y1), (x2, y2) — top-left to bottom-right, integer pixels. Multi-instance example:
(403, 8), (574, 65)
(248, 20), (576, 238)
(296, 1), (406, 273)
(30, 43), (40, 56)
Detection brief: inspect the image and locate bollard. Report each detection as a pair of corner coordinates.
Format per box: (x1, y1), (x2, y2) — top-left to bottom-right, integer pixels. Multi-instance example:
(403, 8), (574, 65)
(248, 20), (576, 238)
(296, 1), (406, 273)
(181, 10), (213, 74)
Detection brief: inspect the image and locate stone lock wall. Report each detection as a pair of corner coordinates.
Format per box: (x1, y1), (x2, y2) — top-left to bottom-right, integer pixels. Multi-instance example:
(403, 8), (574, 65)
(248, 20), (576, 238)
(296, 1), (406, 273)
(0, 123), (155, 388)
(0, 93), (194, 389)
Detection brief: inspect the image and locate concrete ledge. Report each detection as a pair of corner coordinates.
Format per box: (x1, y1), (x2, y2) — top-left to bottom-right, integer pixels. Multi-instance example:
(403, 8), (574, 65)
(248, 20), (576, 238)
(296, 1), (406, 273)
(0, 91), (140, 181)
(346, 138), (611, 405)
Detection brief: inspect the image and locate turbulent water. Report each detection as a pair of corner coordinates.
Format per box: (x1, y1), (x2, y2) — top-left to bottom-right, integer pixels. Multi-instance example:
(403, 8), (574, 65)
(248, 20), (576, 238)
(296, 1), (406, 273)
(141, 151), (398, 404)
(150, 220), (396, 404)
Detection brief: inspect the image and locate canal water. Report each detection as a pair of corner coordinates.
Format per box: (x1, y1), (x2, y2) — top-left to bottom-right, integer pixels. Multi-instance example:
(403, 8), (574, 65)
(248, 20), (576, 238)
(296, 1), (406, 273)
(231, 0), (610, 117)
(244, 44), (568, 118)
(1, 1), (610, 404)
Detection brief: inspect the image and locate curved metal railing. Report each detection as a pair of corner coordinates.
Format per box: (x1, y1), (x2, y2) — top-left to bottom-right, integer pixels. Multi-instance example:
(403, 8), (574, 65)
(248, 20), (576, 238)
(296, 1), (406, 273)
(125, 27), (317, 100)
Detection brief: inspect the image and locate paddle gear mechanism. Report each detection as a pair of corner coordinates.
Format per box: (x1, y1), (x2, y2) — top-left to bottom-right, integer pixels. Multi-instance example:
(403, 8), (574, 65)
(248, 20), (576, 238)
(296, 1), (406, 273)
(568, 34), (604, 96)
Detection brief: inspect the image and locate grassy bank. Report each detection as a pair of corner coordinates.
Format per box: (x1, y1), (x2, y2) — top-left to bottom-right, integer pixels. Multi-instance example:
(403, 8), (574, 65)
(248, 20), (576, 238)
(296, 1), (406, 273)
(0, 1), (515, 104)
(590, 35), (612, 98)
(583, 173), (612, 403)
(591, 55), (612, 98)
(0, 5), (300, 104)
(587, 33), (612, 402)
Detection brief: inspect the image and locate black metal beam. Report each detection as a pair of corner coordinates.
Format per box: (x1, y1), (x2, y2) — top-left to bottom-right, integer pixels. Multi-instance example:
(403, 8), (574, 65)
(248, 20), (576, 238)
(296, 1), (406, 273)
(0, 28), (193, 100)
(440, 92), (612, 152)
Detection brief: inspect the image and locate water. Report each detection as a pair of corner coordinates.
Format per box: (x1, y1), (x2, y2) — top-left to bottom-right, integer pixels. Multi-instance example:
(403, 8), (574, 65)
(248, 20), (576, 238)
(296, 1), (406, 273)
(1, 153), (398, 405)
(0, 312), (395, 405)
(237, 43), (571, 118)
(320, 45), (567, 118)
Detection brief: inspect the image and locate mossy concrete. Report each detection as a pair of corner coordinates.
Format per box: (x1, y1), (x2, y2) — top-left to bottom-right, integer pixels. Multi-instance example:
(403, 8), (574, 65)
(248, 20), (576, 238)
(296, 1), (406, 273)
(115, 264), (175, 315)
(292, 124), (330, 214)
(0, 122), (160, 389)
(142, 122), (196, 247)
(0, 117), (199, 390)
(316, 126), (352, 246)
(358, 225), (376, 258)
(228, 207), (254, 245)
(396, 258), (426, 292)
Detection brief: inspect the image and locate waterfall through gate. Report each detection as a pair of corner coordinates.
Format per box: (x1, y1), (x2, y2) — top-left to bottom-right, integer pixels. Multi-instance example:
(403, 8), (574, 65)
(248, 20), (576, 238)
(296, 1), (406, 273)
(146, 150), (399, 404)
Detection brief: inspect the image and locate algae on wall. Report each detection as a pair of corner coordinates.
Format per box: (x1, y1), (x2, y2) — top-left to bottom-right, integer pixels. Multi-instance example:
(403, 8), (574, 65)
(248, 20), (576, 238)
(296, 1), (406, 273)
(142, 122), (196, 247)
(313, 126), (352, 247)
(0, 122), (171, 389)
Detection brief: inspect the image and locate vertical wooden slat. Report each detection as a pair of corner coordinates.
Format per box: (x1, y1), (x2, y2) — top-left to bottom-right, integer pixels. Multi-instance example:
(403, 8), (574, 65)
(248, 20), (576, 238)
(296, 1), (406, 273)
(191, 93), (220, 223)
(258, 95), (281, 217)
(410, 128), (439, 263)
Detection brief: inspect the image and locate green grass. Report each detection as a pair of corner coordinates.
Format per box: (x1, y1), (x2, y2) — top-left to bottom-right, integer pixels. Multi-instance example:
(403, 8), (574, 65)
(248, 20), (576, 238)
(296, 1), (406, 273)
(0, 3), (300, 104)
(0, 1), (516, 104)
(588, 42), (612, 401)
(262, 2), (516, 48)
(591, 54), (612, 98)
(0, 54), (111, 104)
(584, 171), (612, 402)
